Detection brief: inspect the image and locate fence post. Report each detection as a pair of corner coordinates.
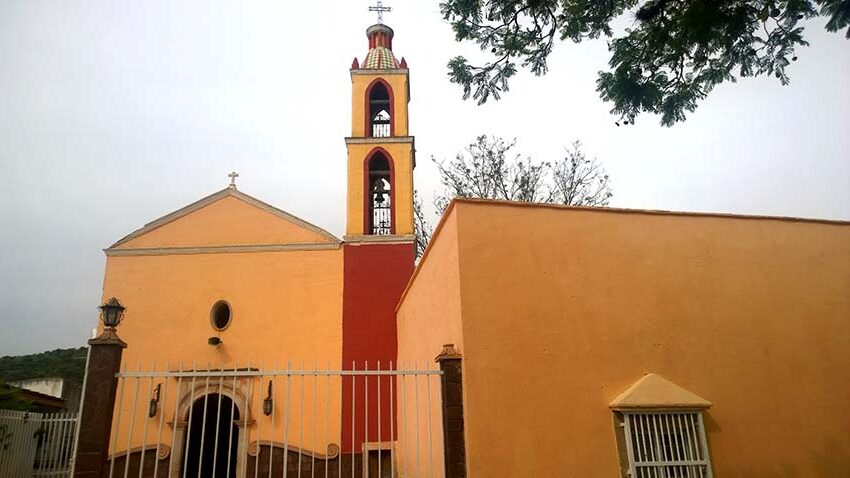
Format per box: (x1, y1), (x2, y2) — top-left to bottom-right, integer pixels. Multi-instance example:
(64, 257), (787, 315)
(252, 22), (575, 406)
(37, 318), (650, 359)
(436, 344), (466, 478)
(73, 326), (126, 478)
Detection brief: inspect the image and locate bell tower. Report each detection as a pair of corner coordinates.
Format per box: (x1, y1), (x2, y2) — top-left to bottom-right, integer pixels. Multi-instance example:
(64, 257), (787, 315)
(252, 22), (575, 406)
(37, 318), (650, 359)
(345, 23), (414, 239)
(341, 18), (415, 459)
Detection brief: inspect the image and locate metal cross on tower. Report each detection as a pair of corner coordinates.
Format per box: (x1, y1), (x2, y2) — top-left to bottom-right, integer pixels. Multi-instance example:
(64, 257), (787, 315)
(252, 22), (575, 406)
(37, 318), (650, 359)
(228, 171), (239, 188)
(369, 0), (392, 24)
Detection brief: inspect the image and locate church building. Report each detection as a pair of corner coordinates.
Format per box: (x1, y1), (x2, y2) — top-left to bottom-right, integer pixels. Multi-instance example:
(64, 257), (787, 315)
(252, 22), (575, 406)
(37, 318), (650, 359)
(89, 16), (850, 478)
(101, 21), (416, 478)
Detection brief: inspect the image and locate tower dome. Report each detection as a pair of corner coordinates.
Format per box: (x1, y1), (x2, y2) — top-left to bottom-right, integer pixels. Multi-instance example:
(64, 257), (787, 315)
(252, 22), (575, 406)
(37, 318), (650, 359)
(361, 24), (400, 69)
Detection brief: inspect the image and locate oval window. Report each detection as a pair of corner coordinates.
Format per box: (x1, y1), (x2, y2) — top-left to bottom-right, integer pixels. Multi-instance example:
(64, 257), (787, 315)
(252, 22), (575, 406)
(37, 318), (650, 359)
(210, 301), (232, 331)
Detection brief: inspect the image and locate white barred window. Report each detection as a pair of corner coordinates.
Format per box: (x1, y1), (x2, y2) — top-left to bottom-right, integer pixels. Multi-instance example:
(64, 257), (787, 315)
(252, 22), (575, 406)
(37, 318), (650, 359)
(619, 411), (713, 478)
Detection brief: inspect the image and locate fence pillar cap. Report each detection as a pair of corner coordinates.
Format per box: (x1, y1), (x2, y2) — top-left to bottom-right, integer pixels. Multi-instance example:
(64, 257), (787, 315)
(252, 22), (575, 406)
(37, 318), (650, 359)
(88, 328), (127, 348)
(435, 343), (462, 362)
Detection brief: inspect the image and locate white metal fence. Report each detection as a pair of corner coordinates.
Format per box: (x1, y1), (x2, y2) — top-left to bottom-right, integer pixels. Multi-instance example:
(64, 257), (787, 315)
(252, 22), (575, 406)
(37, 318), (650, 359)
(107, 361), (444, 478)
(0, 410), (77, 478)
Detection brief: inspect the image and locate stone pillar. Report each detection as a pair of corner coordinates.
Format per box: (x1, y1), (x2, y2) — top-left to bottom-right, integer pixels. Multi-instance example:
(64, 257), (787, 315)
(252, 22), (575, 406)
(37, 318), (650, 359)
(435, 344), (466, 478)
(73, 328), (126, 478)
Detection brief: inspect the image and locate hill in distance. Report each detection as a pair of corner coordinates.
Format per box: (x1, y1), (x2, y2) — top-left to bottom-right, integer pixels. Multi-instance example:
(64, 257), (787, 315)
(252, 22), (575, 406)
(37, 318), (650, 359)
(0, 347), (88, 385)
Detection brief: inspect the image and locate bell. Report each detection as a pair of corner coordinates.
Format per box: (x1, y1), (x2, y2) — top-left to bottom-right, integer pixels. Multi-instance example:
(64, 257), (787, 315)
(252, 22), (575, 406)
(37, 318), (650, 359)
(373, 180), (387, 204)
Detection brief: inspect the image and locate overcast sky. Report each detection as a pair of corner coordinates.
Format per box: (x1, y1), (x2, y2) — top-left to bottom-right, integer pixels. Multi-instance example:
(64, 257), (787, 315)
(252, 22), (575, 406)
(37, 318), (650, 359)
(1, 1), (848, 356)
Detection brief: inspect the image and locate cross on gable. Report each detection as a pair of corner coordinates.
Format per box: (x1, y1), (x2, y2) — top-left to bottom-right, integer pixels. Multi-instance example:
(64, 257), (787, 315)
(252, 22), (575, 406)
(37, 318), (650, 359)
(369, 0), (392, 24)
(228, 171), (239, 188)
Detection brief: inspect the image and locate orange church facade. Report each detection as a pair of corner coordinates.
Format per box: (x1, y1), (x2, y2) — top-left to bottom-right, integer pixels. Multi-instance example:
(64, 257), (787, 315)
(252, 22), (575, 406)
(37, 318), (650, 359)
(100, 23), (414, 477)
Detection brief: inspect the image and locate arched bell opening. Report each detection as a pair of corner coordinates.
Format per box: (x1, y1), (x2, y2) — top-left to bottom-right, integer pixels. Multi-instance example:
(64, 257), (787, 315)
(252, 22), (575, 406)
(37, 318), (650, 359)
(367, 80), (393, 138)
(365, 150), (394, 235)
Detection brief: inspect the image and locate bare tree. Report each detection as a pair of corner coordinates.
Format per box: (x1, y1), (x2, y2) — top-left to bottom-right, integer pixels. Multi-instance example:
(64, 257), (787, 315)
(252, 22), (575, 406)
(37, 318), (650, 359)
(413, 191), (432, 259)
(432, 135), (549, 215)
(415, 135), (613, 257)
(548, 141), (613, 207)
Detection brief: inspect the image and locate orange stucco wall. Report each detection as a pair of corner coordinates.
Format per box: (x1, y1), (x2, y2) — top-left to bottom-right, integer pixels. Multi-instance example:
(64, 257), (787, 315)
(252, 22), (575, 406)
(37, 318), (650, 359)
(398, 199), (850, 477)
(345, 141), (414, 236)
(397, 209), (464, 477)
(103, 198), (344, 458)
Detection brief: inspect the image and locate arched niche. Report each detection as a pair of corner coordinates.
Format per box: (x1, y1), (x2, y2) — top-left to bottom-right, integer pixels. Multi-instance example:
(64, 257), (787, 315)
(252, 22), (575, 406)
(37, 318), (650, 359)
(365, 79), (394, 138)
(363, 148), (395, 235)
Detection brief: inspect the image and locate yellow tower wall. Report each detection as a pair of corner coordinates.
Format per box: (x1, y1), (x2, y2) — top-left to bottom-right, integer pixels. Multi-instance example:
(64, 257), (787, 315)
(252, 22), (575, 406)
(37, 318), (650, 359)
(345, 140), (414, 236)
(350, 71), (409, 138)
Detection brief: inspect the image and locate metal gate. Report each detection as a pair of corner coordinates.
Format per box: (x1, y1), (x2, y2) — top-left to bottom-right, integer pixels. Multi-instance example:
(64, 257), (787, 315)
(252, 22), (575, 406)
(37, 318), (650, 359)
(105, 361), (444, 478)
(0, 410), (78, 478)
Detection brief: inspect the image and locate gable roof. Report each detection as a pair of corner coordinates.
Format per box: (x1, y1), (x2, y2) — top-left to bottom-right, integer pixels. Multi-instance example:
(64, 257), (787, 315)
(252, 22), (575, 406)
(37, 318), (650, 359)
(107, 187), (341, 252)
(610, 373), (712, 410)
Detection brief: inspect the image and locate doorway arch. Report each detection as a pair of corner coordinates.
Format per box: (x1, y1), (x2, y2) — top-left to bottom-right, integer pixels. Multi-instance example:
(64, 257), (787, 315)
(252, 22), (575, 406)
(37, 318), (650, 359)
(181, 394), (240, 478)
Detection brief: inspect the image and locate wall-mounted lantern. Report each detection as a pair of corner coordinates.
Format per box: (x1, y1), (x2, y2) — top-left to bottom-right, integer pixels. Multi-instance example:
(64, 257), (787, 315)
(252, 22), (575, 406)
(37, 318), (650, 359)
(148, 384), (161, 418)
(98, 298), (126, 329)
(263, 380), (273, 416)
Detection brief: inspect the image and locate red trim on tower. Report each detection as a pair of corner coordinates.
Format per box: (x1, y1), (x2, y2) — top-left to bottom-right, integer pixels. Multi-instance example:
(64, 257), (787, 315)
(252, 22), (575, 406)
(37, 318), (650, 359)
(363, 147), (397, 236)
(364, 78), (396, 138)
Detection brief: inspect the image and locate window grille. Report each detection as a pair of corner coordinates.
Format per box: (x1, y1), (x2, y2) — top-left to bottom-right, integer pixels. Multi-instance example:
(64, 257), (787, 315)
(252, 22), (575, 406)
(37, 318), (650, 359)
(620, 411), (712, 478)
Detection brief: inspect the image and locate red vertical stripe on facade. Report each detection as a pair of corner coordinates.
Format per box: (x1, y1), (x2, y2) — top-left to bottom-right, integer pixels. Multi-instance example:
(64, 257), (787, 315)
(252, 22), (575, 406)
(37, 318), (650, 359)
(341, 242), (414, 454)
